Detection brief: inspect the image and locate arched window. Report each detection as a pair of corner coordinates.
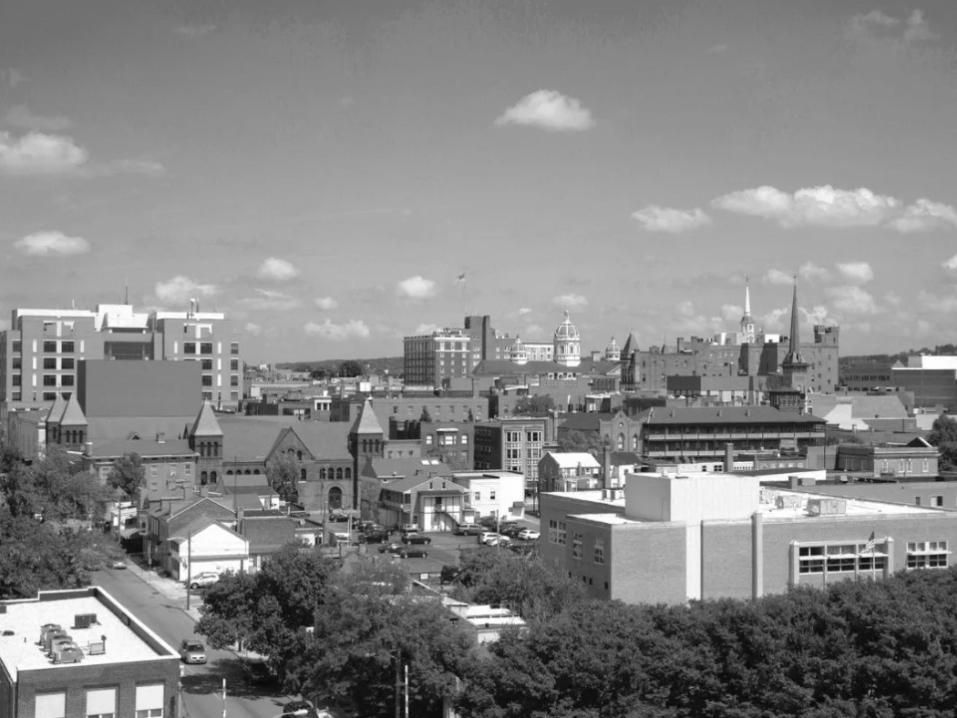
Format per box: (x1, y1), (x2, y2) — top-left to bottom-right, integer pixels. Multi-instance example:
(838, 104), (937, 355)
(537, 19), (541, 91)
(210, 471), (217, 483)
(335, 467), (343, 480)
(200, 471), (208, 485)
(319, 468), (326, 479)
(328, 486), (343, 510)
(226, 470), (234, 475)
(344, 467), (351, 479)
(300, 468), (307, 481)
(253, 468), (261, 474)
(297, 450), (303, 461)
(617, 433), (625, 451)
(631, 434), (639, 451)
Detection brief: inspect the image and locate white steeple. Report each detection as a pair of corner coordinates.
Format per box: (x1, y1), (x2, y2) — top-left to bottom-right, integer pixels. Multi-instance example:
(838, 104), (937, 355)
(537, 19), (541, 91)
(740, 277), (755, 344)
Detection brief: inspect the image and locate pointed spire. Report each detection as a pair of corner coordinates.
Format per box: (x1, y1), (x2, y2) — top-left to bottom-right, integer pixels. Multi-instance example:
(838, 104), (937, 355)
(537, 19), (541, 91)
(351, 396), (383, 435)
(59, 393), (87, 427)
(46, 393), (67, 423)
(743, 276), (752, 320)
(784, 277), (806, 366)
(191, 400), (223, 437)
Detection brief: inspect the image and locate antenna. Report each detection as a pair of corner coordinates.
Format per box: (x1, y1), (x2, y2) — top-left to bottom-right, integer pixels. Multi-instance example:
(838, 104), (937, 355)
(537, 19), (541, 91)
(124, 282), (129, 305)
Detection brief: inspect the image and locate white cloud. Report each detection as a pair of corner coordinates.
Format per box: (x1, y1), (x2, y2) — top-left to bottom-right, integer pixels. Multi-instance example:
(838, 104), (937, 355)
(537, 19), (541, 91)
(761, 306), (790, 332)
(524, 324), (545, 338)
(4, 105), (71, 132)
(245, 322), (262, 336)
(314, 296), (339, 310)
(304, 319), (371, 341)
(919, 290), (957, 314)
(903, 9), (936, 43)
(836, 261), (874, 284)
(396, 275), (436, 299)
(155, 275), (219, 305)
(849, 8), (935, 42)
(414, 323), (440, 334)
(713, 185), (898, 228)
(827, 285), (879, 315)
(14, 230), (90, 256)
(257, 257), (299, 281)
(631, 205), (711, 233)
(518, 307), (533, 316)
(0, 131), (88, 174)
(495, 90), (595, 132)
(850, 9), (900, 34)
(942, 254), (957, 271)
(553, 293), (588, 309)
(764, 269), (793, 286)
(799, 262), (831, 282)
(240, 288), (301, 311)
(889, 198), (957, 233)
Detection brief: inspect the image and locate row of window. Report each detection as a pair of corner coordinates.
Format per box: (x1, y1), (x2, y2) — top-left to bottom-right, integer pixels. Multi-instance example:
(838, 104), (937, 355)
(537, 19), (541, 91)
(35, 683), (165, 718)
(569, 531), (605, 564)
(798, 540), (950, 574)
(505, 430), (543, 443)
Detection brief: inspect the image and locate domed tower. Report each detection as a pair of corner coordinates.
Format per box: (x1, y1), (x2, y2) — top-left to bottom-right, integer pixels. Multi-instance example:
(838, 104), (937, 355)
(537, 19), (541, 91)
(604, 336), (620, 362)
(510, 337), (528, 366)
(553, 311), (581, 368)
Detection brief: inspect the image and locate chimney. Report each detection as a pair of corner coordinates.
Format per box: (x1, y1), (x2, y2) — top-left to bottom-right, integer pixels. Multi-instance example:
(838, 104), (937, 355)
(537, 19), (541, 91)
(155, 432), (166, 443)
(602, 442), (611, 489)
(724, 442), (734, 472)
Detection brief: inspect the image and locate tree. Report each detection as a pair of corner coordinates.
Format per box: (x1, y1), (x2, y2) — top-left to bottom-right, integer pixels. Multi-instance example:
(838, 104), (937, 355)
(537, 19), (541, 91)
(338, 360), (364, 378)
(107, 453), (145, 499)
(514, 395), (556, 417)
(420, 407), (433, 423)
(928, 415), (957, 470)
(266, 453), (301, 503)
(310, 368), (328, 380)
(557, 429), (604, 457)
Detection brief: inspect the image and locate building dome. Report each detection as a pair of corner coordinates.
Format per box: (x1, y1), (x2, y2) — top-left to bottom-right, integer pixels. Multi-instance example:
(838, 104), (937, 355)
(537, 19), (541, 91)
(553, 311), (582, 367)
(509, 337), (528, 365)
(604, 336), (620, 361)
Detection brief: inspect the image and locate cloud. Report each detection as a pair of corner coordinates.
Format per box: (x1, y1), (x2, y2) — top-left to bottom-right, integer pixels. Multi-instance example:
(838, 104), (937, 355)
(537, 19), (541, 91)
(0, 131), (88, 174)
(553, 293), (588, 309)
(799, 262), (831, 282)
(919, 290), (957, 314)
(631, 205), (711, 233)
(245, 322), (262, 336)
(155, 275), (219, 305)
(396, 275), (436, 299)
(304, 319), (371, 341)
(414, 323), (441, 334)
(4, 105), (72, 132)
(850, 8), (936, 43)
(240, 288), (301, 311)
(257, 257), (299, 281)
(707, 43), (729, 54)
(712, 184), (956, 232)
(888, 198), (957, 233)
(495, 90), (595, 132)
(943, 254), (957, 271)
(836, 261), (874, 284)
(721, 304), (742, 322)
(314, 296), (339, 310)
(174, 24), (216, 37)
(903, 9), (936, 42)
(764, 269), (793, 286)
(14, 230), (90, 256)
(518, 307), (533, 316)
(826, 285), (879, 315)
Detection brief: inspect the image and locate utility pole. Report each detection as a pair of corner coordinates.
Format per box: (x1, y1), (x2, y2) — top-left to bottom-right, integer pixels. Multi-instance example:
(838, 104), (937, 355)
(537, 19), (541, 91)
(222, 677), (227, 718)
(404, 663), (410, 718)
(185, 529), (193, 612)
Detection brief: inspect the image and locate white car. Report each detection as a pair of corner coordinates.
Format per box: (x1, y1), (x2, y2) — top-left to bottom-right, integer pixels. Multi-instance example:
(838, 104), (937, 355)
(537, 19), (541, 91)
(187, 571), (220, 589)
(517, 529), (540, 541)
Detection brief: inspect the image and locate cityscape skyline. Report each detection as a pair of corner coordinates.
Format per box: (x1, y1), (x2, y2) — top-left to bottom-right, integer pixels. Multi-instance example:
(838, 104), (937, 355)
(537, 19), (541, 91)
(2, 0), (957, 363)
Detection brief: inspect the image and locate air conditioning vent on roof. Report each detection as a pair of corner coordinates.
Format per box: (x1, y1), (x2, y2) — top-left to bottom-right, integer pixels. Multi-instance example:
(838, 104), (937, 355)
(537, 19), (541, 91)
(807, 498), (847, 516)
(73, 613), (98, 629)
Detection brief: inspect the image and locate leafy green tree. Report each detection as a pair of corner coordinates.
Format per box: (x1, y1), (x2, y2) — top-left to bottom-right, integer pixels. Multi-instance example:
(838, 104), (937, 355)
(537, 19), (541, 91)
(338, 360), (364, 378)
(557, 429), (604, 457)
(296, 560), (472, 717)
(928, 415), (957, 470)
(107, 452), (145, 500)
(266, 453), (301, 503)
(514, 394), (556, 417)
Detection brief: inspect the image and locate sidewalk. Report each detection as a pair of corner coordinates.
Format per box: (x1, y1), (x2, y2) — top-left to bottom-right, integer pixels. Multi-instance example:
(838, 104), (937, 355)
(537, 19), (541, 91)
(125, 559), (204, 622)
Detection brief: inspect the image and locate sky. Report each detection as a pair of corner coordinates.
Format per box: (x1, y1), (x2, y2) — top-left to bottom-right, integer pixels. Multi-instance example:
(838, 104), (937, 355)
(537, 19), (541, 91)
(2, 0), (957, 363)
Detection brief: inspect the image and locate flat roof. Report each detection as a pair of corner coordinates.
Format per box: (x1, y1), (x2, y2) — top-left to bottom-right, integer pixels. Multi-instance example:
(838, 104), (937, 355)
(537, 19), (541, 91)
(0, 588), (177, 679)
(758, 489), (941, 519)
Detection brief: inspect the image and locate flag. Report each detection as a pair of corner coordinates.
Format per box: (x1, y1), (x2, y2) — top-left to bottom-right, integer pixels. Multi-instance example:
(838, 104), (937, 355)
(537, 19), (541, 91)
(860, 531), (876, 554)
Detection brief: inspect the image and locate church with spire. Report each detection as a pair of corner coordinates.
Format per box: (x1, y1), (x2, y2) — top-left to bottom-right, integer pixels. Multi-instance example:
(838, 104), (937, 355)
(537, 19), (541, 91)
(768, 281), (812, 413)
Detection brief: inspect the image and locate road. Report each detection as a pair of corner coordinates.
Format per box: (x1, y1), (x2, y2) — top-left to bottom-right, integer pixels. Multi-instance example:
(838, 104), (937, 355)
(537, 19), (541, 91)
(91, 566), (291, 718)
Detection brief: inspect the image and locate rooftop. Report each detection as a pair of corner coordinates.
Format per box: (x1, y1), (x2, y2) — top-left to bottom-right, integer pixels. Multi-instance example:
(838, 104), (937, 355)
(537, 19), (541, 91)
(0, 587), (177, 679)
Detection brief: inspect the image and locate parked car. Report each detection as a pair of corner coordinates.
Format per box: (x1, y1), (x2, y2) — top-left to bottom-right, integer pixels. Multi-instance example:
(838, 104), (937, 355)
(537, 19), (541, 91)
(480, 532), (510, 547)
(502, 525), (524, 538)
(110, 559), (127, 569)
(395, 546), (429, 559)
(401, 533), (432, 545)
(378, 542), (403, 554)
(179, 640), (207, 664)
(400, 523), (420, 533)
(282, 699), (320, 718)
(453, 523), (479, 535)
(187, 571), (220, 589)
(359, 529), (390, 544)
(517, 529), (540, 541)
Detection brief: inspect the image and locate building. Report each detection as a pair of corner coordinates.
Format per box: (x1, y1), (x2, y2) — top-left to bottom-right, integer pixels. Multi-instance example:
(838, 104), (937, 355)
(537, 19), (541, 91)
(807, 392), (914, 432)
(834, 437), (939, 479)
(463, 315), (513, 365)
(450, 471), (526, 523)
(891, 356), (957, 410)
(840, 358), (894, 391)
(473, 417), (547, 500)
(0, 301), (242, 417)
(0, 586), (179, 718)
(539, 470), (957, 605)
(402, 328), (473, 389)
(376, 472), (467, 531)
(538, 452), (602, 492)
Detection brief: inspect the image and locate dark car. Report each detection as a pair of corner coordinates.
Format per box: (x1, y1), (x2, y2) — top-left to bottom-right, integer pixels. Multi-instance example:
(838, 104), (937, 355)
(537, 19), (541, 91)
(401, 533), (432, 545)
(378, 542), (403, 554)
(395, 546), (429, 559)
(501, 525), (524, 538)
(360, 529), (390, 544)
(282, 699), (320, 718)
(454, 523), (483, 535)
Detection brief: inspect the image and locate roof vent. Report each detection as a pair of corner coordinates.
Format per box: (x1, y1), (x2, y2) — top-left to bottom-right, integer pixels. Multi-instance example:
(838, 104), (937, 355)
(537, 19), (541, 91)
(73, 613), (98, 629)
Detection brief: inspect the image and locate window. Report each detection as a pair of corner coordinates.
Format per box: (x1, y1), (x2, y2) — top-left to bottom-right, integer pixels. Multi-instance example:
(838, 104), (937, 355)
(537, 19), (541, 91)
(200, 342), (213, 355)
(135, 684), (164, 718)
(230, 375), (239, 387)
(474, 491), (481, 501)
(62, 357), (74, 370)
(201, 359), (213, 370)
(425, 435), (433, 445)
(43, 340), (57, 353)
(230, 358), (239, 371)
(923, 459), (930, 473)
(202, 375), (213, 387)
(43, 357), (57, 369)
(12, 340), (21, 353)
(231, 341), (240, 355)
(43, 375), (57, 386)
(548, 519), (567, 545)
(11, 356), (21, 369)
(798, 541), (888, 575)
(907, 541), (949, 569)
(571, 532), (583, 559)
(61, 340), (75, 353)
(62, 375), (74, 387)
(12, 375), (20, 386)
(36, 692), (66, 718)
(935, 496), (944, 507)
(184, 342), (196, 354)
(594, 537), (605, 564)
(86, 686), (117, 718)
(489, 491), (496, 500)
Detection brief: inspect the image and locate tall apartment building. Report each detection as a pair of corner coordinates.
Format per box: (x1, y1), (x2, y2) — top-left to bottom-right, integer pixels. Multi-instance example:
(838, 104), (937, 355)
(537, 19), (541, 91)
(0, 302), (242, 416)
(474, 417), (547, 501)
(402, 328), (473, 388)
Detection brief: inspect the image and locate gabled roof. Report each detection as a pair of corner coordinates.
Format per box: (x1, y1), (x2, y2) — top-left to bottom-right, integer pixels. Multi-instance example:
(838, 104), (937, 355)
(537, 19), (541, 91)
(542, 451), (601, 469)
(381, 473), (466, 493)
(351, 397), (384, 435)
(191, 401), (223, 437)
(170, 518), (246, 544)
(217, 416), (351, 463)
(366, 456), (452, 480)
(46, 394), (67, 424)
(621, 332), (639, 356)
(59, 393), (87, 426)
(240, 516), (297, 553)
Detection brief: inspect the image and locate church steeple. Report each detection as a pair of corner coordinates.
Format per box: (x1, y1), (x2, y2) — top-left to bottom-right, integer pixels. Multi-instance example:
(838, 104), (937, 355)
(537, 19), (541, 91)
(739, 277), (755, 344)
(784, 279), (805, 366)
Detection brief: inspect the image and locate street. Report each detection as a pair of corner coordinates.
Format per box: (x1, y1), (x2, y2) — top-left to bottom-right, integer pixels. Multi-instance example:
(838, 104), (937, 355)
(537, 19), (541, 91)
(91, 565), (292, 718)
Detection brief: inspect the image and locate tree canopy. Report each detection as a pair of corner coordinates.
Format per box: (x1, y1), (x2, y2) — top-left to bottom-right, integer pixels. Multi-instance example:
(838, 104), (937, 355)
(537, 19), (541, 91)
(338, 360), (364, 378)
(266, 453), (301, 503)
(107, 452), (145, 499)
(928, 415), (957, 470)
(513, 395), (555, 417)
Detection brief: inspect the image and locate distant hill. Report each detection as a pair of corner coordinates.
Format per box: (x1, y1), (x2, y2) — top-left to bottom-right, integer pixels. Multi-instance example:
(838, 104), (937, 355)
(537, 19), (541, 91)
(277, 357), (404, 376)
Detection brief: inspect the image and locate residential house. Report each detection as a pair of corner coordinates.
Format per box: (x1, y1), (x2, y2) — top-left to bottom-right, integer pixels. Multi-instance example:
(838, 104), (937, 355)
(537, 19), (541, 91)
(538, 452), (602, 493)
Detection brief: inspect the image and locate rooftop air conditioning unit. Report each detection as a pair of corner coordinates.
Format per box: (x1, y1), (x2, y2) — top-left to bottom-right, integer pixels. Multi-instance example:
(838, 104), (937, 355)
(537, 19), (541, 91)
(53, 645), (84, 664)
(73, 613), (98, 629)
(807, 498), (847, 516)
